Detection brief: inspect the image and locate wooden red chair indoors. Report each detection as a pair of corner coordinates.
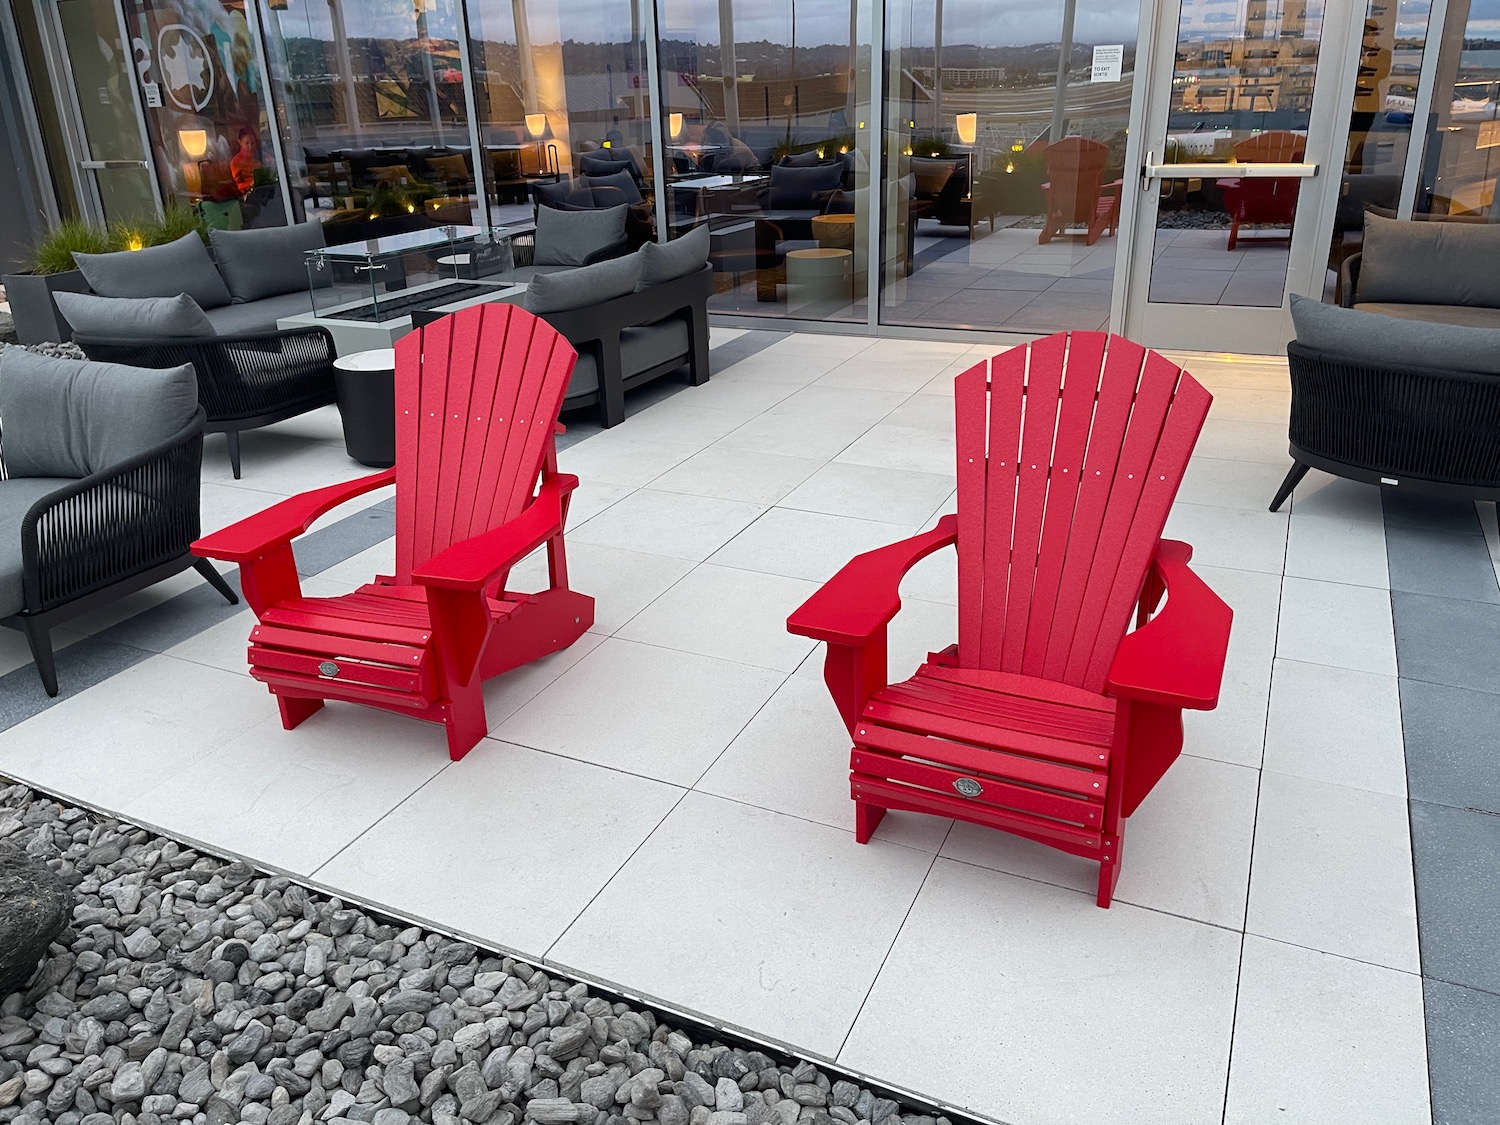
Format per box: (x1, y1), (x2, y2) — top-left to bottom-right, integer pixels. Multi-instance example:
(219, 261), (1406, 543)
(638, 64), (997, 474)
(1038, 137), (1123, 246)
(787, 332), (1232, 907)
(1219, 131), (1306, 250)
(193, 304), (594, 761)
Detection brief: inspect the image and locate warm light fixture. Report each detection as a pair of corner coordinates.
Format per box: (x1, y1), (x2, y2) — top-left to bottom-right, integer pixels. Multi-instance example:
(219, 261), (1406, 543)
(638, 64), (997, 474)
(668, 112), (683, 139)
(179, 128), (208, 158)
(1011, 140), (1024, 152)
(955, 112), (977, 145)
(525, 113), (547, 138)
(1005, 161), (1015, 174)
(126, 235), (144, 251)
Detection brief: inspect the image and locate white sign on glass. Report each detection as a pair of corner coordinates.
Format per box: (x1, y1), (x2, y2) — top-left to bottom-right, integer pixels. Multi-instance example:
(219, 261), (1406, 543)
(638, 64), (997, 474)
(1091, 45), (1124, 83)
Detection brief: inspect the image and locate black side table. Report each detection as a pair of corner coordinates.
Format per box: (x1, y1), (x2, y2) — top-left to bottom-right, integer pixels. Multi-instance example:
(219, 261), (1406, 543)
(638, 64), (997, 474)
(333, 348), (396, 468)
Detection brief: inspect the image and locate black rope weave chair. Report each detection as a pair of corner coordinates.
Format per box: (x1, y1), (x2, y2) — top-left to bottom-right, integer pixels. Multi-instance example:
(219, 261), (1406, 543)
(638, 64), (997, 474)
(4, 407), (238, 695)
(73, 327), (338, 479)
(1270, 341), (1500, 511)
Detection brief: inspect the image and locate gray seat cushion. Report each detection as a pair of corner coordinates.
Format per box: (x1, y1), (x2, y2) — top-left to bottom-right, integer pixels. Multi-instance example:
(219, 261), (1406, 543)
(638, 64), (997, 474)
(637, 224), (709, 289)
(534, 204), (629, 267)
(54, 292), (216, 340)
(202, 290), (318, 336)
(524, 254), (642, 315)
(0, 478), (82, 616)
(768, 163), (844, 209)
(1351, 301), (1500, 330)
(1358, 213), (1500, 307)
(1290, 294), (1500, 376)
(621, 318), (690, 374)
(582, 169), (643, 206)
(565, 351), (600, 400)
(209, 222), (326, 304)
(0, 347), (198, 477)
(73, 233), (232, 310)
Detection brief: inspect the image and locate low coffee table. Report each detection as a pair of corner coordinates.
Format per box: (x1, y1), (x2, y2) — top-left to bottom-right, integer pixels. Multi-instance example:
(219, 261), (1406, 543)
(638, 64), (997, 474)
(333, 349), (396, 468)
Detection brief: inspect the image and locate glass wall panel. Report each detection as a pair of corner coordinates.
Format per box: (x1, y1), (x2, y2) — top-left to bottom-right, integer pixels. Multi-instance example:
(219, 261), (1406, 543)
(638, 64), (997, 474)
(656, 0), (872, 322)
(1141, 0), (1324, 309)
(467, 0), (656, 238)
(125, 0), (283, 228)
(1327, 0), (1431, 300)
(1415, 0), (1500, 220)
(259, 0), (477, 242)
(880, 0), (1139, 332)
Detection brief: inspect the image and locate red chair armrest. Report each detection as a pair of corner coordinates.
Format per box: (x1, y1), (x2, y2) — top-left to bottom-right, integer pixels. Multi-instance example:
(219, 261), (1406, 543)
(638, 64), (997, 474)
(787, 515), (958, 645)
(193, 468), (396, 563)
(412, 474), (578, 592)
(1107, 539), (1232, 709)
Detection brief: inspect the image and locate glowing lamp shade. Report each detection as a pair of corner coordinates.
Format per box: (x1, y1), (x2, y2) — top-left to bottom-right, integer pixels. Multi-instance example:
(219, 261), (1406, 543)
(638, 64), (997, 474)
(179, 128), (208, 158)
(668, 112), (683, 139)
(955, 113), (977, 146)
(525, 113), (547, 139)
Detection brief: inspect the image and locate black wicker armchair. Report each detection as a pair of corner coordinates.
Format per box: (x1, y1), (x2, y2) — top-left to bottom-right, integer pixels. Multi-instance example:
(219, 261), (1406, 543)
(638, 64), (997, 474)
(73, 327), (338, 479)
(3, 407), (238, 695)
(1270, 341), (1500, 511)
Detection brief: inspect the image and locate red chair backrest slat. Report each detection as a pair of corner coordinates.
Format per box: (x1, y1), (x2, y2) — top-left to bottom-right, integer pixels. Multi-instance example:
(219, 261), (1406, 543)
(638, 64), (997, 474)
(954, 332), (1211, 693)
(393, 303), (577, 583)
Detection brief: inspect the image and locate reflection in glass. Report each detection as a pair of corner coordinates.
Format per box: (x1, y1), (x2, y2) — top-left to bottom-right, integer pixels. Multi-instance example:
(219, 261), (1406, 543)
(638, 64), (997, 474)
(468, 0), (656, 246)
(656, 0), (870, 322)
(259, 0), (475, 243)
(1416, 0), (1500, 222)
(880, 0), (1138, 332)
(1327, 0), (1430, 301)
(1146, 0), (1325, 308)
(126, 0), (284, 229)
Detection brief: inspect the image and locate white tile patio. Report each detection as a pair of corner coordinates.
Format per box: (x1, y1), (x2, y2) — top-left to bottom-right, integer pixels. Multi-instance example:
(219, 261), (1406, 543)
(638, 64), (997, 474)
(0, 332), (1430, 1125)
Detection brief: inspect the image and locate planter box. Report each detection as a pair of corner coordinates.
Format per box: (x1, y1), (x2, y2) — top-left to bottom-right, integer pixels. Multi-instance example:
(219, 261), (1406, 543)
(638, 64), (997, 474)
(1, 270), (90, 345)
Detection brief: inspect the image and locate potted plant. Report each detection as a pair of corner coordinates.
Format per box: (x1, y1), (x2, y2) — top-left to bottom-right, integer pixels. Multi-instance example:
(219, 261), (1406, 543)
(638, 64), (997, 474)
(2, 219), (104, 345)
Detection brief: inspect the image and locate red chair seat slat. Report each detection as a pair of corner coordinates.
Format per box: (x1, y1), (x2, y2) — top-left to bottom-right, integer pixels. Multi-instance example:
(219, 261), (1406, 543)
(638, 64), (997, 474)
(852, 776), (1104, 850)
(852, 749), (1105, 828)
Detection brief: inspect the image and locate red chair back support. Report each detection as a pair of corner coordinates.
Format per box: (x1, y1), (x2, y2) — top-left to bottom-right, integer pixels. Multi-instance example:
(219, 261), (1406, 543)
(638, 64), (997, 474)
(1044, 137), (1110, 224)
(392, 303), (577, 586)
(954, 332), (1212, 692)
(1232, 131), (1306, 164)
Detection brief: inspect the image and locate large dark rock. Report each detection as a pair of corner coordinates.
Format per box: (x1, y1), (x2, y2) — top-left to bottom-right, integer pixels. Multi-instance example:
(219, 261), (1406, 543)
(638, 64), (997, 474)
(0, 841), (72, 996)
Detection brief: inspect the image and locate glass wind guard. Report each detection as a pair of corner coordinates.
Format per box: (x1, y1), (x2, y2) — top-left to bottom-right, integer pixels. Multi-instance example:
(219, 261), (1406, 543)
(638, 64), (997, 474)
(1147, 0), (1326, 308)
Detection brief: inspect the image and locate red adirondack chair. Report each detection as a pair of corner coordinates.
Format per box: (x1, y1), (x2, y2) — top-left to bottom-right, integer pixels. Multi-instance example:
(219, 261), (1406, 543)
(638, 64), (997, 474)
(1038, 137), (1123, 246)
(787, 332), (1232, 907)
(1220, 131), (1306, 250)
(193, 304), (594, 761)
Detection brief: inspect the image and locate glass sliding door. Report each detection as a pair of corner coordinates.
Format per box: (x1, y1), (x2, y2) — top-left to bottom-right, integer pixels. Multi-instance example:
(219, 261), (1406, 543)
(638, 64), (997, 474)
(467, 0), (656, 233)
(655, 0), (872, 322)
(258, 0), (476, 242)
(1413, 0), (1500, 220)
(879, 0), (1141, 332)
(125, 0), (285, 228)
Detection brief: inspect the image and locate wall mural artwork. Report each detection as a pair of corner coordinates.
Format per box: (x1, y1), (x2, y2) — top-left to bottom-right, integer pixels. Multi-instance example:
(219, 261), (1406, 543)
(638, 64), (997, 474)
(128, 0), (282, 228)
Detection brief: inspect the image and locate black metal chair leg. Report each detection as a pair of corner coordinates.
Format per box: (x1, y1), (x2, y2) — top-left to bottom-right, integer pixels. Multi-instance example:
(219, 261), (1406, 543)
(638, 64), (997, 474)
(1270, 461), (1311, 512)
(193, 558), (239, 605)
(21, 618), (58, 697)
(226, 429), (242, 479)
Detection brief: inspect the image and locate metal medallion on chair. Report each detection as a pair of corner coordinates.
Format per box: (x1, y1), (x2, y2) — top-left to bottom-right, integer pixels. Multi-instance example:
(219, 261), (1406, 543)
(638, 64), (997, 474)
(788, 332), (1232, 907)
(193, 303), (595, 761)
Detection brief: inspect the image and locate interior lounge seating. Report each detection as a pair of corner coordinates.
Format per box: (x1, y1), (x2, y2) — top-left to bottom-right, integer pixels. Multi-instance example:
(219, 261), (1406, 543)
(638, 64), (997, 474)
(61, 227), (338, 479)
(1219, 131), (1305, 250)
(0, 347), (237, 696)
(909, 156), (971, 230)
(1271, 294), (1500, 510)
(1339, 211), (1500, 328)
(1038, 137), (1122, 246)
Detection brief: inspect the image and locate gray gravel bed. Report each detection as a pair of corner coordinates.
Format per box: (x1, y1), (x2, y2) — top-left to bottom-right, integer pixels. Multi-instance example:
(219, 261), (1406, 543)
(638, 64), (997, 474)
(0, 782), (958, 1125)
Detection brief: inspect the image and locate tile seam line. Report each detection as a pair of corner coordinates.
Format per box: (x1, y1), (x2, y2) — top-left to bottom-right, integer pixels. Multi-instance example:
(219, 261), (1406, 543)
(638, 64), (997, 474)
(0, 770), (1001, 1125)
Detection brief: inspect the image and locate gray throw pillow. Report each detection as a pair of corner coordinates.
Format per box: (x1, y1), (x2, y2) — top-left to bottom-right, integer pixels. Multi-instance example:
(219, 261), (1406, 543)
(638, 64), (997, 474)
(583, 169), (643, 206)
(73, 232), (232, 310)
(767, 163), (844, 209)
(524, 254), (642, 315)
(779, 150), (826, 168)
(636, 224), (709, 289)
(0, 346), (198, 478)
(1289, 294), (1500, 376)
(209, 221), (326, 303)
(54, 292), (215, 340)
(1358, 213), (1500, 308)
(534, 204), (629, 267)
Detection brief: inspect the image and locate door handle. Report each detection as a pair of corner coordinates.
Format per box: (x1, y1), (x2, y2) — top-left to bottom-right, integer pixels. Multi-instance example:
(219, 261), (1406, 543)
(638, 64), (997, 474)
(1142, 151), (1319, 179)
(80, 160), (149, 170)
